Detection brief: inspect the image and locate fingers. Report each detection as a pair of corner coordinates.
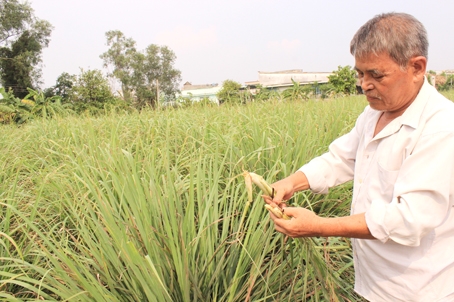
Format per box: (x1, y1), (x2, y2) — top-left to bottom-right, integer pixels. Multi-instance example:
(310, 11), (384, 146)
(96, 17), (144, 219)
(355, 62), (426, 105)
(262, 195), (288, 211)
(271, 187), (286, 205)
(261, 194), (273, 204)
(269, 208), (292, 235)
(281, 207), (296, 217)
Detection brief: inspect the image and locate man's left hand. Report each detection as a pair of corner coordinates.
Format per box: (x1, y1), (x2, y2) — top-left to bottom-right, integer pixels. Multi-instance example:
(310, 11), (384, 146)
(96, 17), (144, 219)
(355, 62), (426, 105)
(270, 207), (322, 238)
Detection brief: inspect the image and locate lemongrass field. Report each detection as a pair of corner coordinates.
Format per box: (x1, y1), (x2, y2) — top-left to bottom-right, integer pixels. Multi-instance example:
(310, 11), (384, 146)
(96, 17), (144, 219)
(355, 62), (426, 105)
(1, 92), (452, 301)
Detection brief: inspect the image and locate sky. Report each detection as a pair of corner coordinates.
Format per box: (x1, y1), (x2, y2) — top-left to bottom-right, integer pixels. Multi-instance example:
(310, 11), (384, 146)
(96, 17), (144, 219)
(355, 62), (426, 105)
(30, 0), (454, 90)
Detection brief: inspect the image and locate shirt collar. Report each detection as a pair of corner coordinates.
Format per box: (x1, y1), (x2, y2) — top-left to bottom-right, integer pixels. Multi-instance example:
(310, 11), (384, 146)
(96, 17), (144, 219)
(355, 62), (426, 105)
(399, 77), (433, 129)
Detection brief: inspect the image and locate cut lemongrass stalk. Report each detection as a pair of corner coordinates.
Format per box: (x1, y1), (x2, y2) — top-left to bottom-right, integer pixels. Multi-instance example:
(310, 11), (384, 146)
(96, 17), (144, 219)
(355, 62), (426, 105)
(248, 172), (274, 197)
(243, 171), (290, 220)
(264, 204), (291, 220)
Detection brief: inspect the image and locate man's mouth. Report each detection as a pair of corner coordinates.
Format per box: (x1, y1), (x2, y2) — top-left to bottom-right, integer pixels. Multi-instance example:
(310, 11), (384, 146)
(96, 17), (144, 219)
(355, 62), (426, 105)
(365, 93), (382, 101)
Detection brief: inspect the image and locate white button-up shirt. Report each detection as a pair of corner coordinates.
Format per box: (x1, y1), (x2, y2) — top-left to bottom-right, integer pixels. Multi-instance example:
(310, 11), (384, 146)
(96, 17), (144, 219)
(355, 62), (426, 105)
(300, 79), (454, 301)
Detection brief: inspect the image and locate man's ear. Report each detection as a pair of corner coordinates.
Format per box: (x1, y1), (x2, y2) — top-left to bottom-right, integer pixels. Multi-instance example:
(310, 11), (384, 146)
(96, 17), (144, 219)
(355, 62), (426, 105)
(409, 56), (427, 81)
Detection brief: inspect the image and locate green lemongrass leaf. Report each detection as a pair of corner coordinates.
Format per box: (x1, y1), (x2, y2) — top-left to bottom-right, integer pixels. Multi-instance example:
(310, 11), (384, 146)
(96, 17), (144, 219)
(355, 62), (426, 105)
(0, 95), (372, 301)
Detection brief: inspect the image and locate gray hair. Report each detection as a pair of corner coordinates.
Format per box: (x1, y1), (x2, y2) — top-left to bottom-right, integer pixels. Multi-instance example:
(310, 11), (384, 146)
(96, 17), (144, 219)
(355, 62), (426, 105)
(350, 12), (428, 68)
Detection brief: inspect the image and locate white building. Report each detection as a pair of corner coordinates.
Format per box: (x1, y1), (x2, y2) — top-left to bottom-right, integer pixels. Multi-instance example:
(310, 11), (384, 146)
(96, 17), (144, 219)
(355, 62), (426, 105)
(177, 69), (334, 104)
(179, 82), (221, 104)
(244, 69), (332, 93)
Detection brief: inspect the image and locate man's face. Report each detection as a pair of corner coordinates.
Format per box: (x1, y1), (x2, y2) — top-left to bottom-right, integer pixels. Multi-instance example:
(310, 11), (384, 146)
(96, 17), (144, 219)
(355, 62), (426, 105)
(354, 52), (420, 114)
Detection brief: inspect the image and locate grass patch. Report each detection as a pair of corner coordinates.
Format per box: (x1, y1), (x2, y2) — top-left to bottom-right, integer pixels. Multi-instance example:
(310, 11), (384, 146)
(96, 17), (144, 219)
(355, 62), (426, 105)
(2, 95), (374, 301)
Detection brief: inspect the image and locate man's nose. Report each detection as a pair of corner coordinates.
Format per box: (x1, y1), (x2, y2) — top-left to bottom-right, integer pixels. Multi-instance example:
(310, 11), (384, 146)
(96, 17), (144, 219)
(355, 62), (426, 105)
(360, 76), (373, 92)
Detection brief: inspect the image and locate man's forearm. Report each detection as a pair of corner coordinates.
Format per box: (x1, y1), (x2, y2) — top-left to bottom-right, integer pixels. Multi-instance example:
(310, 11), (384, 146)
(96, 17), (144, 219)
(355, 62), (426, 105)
(289, 170), (311, 191)
(318, 213), (375, 239)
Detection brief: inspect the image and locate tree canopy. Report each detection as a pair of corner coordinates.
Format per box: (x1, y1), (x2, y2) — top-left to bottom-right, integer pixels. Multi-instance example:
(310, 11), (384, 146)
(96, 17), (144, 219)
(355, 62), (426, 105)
(46, 69), (127, 115)
(100, 30), (181, 108)
(327, 65), (358, 96)
(216, 80), (244, 104)
(0, 0), (52, 98)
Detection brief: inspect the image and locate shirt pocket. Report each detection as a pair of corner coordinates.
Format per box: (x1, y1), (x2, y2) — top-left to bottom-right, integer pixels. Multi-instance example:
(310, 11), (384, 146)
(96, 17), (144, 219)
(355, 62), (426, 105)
(376, 160), (399, 197)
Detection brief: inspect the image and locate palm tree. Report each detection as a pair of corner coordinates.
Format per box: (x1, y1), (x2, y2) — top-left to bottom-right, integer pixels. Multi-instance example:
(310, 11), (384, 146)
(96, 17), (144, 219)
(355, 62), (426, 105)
(282, 79), (310, 100)
(25, 88), (68, 118)
(0, 87), (33, 124)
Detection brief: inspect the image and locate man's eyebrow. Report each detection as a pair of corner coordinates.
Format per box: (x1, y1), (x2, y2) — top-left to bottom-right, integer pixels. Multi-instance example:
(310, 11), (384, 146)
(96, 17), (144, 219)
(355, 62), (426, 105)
(353, 67), (382, 75)
(369, 69), (382, 74)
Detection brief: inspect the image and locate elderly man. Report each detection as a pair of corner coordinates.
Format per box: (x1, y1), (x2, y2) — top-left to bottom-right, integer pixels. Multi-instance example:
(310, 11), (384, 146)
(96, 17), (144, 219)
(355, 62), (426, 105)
(266, 12), (454, 301)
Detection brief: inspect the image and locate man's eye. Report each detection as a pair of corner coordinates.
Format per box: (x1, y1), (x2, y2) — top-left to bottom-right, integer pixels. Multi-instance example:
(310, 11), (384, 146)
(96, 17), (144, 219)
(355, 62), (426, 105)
(372, 74), (384, 79)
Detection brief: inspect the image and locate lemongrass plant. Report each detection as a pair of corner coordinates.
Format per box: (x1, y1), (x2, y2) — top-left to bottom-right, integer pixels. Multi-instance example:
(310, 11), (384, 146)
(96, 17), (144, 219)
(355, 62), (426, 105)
(0, 96), (370, 301)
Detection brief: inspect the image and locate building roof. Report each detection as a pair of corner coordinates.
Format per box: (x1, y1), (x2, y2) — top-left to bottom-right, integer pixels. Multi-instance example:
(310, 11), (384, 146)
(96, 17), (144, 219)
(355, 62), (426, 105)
(182, 82), (219, 91)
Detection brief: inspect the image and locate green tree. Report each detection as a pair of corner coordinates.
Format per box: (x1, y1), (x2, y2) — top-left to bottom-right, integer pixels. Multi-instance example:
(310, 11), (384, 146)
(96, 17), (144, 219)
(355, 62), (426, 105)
(131, 44), (181, 108)
(100, 30), (181, 108)
(1, 0), (32, 43)
(217, 80), (244, 104)
(0, 0), (52, 98)
(69, 69), (120, 114)
(327, 65), (358, 96)
(100, 30), (136, 102)
(50, 72), (76, 102)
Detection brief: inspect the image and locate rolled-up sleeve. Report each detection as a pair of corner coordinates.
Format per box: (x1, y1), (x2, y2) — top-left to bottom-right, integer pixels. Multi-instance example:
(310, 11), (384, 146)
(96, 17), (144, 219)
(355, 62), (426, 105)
(365, 131), (454, 246)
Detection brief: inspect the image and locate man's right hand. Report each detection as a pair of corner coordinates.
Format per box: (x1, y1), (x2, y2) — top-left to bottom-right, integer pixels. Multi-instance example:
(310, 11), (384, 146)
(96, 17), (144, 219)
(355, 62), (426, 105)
(262, 171), (310, 208)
